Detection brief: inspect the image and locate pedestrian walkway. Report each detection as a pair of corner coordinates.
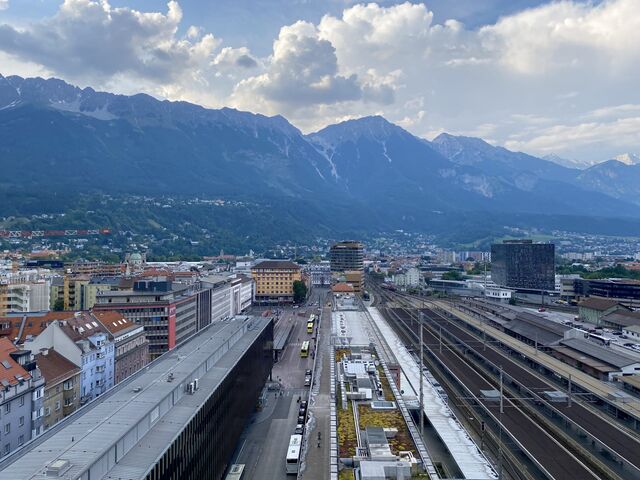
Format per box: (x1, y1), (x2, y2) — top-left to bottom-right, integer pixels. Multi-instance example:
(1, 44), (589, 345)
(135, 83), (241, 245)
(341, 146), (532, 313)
(301, 301), (332, 479)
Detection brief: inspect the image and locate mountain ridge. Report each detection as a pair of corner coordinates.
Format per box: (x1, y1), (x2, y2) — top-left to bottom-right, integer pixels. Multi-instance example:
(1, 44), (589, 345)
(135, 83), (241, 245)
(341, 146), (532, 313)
(2, 74), (640, 242)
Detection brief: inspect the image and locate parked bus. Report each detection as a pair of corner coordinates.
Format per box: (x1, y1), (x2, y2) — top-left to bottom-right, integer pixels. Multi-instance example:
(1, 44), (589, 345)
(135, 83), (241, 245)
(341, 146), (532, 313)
(285, 434), (303, 474)
(300, 341), (310, 358)
(307, 321), (314, 334)
(225, 464), (245, 480)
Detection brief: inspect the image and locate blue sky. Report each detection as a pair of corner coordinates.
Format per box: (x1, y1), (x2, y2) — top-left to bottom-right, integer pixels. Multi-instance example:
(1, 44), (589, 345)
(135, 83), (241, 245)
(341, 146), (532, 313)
(0, 0), (637, 163)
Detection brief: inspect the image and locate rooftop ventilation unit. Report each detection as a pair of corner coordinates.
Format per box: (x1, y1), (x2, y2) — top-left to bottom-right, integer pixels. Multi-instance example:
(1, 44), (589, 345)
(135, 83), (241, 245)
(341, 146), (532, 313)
(46, 459), (71, 477)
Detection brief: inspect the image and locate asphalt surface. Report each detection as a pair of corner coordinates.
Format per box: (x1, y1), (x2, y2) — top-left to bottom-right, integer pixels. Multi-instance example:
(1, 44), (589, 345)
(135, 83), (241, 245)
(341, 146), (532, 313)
(230, 289), (324, 479)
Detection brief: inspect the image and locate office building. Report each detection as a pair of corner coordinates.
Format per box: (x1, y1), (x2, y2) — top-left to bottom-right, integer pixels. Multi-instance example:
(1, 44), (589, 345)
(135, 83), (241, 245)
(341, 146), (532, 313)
(94, 278), (198, 359)
(34, 348), (81, 430)
(330, 241), (365, 293)
(0, 338), (45, 456)
(0, 316), (274, 480)
(330, 241), (364, 272)
(251, 260), (302, 304)
(491, 240), (555, 291)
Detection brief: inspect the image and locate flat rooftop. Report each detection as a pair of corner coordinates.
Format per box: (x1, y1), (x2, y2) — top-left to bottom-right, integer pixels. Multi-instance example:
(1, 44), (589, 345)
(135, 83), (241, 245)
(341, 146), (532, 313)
(0, 316), (271, 480)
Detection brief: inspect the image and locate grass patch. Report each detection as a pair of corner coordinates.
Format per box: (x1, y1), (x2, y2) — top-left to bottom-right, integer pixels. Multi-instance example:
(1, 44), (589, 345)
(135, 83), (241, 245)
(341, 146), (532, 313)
(377, 366), (394, 401)
(335, 348), (350, 361)
(338, 468), (354, 480)
(358, 404), (416, 455)
(337, 400), (357, 458)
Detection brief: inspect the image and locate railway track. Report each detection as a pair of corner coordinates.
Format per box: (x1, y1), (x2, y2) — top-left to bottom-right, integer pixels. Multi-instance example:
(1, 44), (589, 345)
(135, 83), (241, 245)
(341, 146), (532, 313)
(417, 304), (640, 473)
(370, 284), (638, 480)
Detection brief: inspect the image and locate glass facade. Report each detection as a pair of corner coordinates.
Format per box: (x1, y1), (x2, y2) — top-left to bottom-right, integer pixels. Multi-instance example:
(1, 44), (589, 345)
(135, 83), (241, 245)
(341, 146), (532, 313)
(144, 321), (273, 480)
(491, 240), (555, 291)
(329, 241), (364, 273)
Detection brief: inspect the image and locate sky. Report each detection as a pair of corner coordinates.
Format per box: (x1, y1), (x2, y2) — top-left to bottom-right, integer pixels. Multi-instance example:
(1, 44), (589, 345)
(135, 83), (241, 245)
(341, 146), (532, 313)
(0, 0), (638, 164)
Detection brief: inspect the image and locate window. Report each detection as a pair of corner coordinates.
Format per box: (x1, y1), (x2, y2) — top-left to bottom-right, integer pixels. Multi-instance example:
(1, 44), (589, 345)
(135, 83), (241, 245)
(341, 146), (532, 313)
(3, 444), (8, 455)
(19, 416), (24, 427)
(3, 403), (9, 414)
(4, 423), (9, 434)
(55, 401), (61, 411)
(19, 396), (24, 406)
(45, 407), (51, 416)
(18, 435), (24, 446)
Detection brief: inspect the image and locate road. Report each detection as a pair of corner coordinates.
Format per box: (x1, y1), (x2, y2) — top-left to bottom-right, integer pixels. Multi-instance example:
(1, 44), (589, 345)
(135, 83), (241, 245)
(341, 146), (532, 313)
(230, 288), (325, 480)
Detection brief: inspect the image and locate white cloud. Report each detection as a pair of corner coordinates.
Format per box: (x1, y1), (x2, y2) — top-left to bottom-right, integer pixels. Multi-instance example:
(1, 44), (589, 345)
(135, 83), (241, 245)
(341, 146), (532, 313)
(0, 0), (224, 83)
(231, 21), (369, 114)
(0, 0), (8, 11)
(1, 0), (640, 162)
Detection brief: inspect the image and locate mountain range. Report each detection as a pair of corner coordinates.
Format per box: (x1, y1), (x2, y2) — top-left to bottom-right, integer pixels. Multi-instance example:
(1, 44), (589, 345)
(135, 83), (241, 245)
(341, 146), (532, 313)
(1, 73), (640, 244)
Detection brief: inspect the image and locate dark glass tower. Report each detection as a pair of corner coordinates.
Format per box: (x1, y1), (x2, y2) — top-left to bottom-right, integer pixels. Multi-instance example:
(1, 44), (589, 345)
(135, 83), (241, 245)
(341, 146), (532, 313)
(491, 240), (555, 291)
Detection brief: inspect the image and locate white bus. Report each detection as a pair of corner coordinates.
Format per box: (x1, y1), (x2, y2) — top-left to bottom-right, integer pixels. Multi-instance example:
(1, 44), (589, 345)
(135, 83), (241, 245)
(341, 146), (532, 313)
(225, 464), (245, 480)
(286, 434), (303, 474)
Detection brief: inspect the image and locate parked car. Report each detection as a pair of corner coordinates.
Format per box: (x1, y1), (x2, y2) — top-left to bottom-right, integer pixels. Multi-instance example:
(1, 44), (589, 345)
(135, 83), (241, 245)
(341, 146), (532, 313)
(295, 424), (304, 435)
(300, 400), (308, 410)
(298, 415), (305, 424)
(305, 369), (312, 376)
(304, 377), (311, 387)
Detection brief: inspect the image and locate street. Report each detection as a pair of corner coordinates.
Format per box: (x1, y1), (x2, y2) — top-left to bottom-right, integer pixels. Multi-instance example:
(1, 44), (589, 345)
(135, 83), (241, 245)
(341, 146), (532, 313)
(230, 288), (326, 479)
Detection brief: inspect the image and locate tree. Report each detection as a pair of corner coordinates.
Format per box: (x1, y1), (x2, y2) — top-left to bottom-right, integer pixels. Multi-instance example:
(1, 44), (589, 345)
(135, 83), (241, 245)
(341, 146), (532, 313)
(53, 298), (65, 311)
(293, 280), (308, 303)
(442, 270), (464, 281)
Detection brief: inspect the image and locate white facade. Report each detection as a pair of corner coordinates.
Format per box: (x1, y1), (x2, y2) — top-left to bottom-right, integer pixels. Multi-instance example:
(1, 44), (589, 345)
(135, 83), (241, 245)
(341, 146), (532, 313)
(393, 267), (420, 288)
(484, 287), (512, 301)
(24, 320), (115, 404)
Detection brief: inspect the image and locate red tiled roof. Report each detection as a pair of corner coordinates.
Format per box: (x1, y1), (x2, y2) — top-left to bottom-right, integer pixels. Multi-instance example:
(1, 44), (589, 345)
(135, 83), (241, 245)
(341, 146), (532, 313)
(0, 311), (77, 344)
(92, 311), (137, 336)
(0, 338), (31, 387)
(35, 349), (80, 386)
(332, 283), (354, 293)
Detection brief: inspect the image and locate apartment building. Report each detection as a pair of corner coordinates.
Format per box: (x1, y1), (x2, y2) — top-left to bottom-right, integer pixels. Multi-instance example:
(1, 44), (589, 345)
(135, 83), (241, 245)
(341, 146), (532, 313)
(35, 348), (81, 429)
(93, 311), (149, 384)
(25, 315), (116, 404)
(251, 260), (302, 304)
(0, 338), (45, 456)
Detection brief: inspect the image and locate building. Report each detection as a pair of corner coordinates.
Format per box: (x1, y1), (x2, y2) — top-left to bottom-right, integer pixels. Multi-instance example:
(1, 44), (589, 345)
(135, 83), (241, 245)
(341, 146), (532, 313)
(251, 260), (302, 304)
(306, 262), (332, 287)
(573, 278), (640, 308)
(330, 241), (364, 272)
(94, 278), (198, 359)
(330, 241), (365, 293)
(95, 275), (253, 359)
(491, 240), (555, 291)
(0, 316), (274, 480)
(623, 325), (640, 340)
(93, 311), (149, 384)
(578, 298), (628, 326)
(551, 338), (640, 381)
(68, 261), (125, 277)
(393, 267), (421, 289)
(484, 286), (513, 302)
(34, 348), (81, 430)
(25, 314), (116, 404)
(0, 338), (45, 456)
(0, 279), (50, 315)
